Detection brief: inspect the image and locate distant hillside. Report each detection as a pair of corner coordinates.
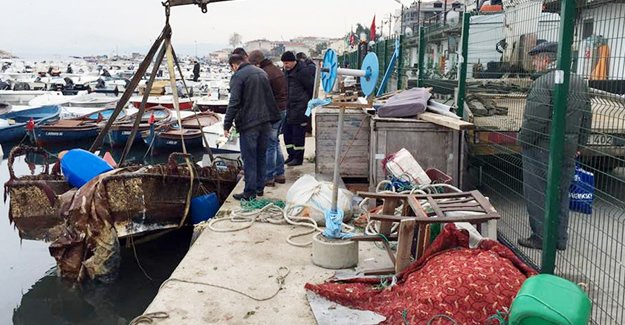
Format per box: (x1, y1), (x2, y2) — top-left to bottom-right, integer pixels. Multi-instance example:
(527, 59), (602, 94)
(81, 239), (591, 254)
(0, 50), (16, 59)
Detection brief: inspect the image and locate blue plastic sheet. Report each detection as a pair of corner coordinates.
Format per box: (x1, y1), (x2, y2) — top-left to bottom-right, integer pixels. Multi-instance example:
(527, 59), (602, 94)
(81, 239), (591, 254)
(306, 98), (332, 117)
(322, 209), (353, 239)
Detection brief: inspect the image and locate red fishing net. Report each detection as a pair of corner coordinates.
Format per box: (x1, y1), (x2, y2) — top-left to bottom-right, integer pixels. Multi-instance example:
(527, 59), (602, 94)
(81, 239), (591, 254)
(305, 224), (537, 324)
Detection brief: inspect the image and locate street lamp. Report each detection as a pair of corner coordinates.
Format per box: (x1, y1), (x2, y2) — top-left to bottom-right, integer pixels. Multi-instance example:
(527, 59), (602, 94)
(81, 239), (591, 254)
(392, 0), (405, 35)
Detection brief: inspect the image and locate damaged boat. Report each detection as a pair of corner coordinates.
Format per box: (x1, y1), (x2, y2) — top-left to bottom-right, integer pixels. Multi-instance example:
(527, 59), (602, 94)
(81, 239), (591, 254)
(4, 146), (241, 283)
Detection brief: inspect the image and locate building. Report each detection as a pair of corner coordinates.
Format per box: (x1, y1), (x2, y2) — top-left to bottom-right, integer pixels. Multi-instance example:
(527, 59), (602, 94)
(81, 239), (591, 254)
(243, 39), (274, 53)
(400, 0), (465, 34)
(277, 42), (311, 56)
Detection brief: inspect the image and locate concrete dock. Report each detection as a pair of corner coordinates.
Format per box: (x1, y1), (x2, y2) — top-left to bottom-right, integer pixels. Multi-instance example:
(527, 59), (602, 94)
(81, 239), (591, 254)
(141, 158), (390, 324)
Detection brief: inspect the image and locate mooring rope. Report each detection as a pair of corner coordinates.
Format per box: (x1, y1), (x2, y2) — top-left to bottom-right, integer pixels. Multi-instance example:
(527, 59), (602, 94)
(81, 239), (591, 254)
(128, 266), (290, 325)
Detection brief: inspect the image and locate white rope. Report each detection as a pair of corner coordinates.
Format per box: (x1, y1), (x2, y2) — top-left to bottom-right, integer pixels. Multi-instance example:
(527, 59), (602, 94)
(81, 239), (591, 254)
(205, 203), (354, 247)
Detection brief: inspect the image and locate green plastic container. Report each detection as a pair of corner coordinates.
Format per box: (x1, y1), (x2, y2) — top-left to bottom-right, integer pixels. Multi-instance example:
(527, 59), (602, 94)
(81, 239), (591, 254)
(509, 274), (591, 325)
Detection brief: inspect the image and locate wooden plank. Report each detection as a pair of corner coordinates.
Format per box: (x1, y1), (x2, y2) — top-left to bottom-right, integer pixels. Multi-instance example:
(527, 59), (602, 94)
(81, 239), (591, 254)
(395, 219), (416, 273)
(411, 215), (500, 224)
(407, 195), (429, 219)
(419, 112), (474, 130)
(379, 198), (399, 235)
(363, 267), (396, 276)
(370, 214), (407, 222)
(350, 235), (398, 242)
(415, 225), (427, 260)
(325, 102), (372, 109)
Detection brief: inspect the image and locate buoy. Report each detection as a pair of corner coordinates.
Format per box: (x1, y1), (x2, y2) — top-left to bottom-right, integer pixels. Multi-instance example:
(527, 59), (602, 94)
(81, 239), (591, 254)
(311, 233), (358, 269)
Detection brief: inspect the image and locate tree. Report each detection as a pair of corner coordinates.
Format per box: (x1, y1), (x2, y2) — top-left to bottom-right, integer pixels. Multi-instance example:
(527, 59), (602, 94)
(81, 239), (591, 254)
(229, 33), (242, 49)
(311, 42), (328, 57)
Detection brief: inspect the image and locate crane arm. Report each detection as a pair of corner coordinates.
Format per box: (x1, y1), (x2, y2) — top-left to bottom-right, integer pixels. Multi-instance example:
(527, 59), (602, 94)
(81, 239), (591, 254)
(167, 0), (234, 13)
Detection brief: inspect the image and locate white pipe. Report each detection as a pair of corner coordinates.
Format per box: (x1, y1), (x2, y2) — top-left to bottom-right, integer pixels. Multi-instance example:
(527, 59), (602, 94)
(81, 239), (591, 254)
(337, 68), (367, 77)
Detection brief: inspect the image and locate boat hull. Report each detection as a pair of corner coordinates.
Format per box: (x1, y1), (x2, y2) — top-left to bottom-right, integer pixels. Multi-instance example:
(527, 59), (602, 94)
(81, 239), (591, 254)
(0, 105), (61, 143)
(144, 132), (204, 152)
(34, 127), (100, 145)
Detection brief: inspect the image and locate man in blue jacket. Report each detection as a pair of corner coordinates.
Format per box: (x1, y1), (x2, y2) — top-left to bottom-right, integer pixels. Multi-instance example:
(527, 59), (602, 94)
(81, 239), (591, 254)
(281, 51), (315, 166)
(224, 54), (280, 200)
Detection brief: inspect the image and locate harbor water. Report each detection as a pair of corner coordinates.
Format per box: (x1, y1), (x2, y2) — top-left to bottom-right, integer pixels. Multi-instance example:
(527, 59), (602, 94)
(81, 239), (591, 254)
(0, 140), (211, 325)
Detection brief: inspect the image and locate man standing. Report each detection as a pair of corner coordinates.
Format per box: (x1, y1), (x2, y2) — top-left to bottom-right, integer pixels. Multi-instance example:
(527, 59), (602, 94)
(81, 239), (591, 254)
(224, 54), (280, 200)
(517, 42), (592, 251)
(248, 50), (288, 186)
(281, 51), (314, 166)
(192, 59), (200, 82)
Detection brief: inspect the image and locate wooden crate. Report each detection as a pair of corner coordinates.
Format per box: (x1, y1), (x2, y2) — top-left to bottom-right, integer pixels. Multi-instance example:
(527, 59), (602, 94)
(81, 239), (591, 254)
(369, 116), (462, 190)
(315, 108), (371, 179)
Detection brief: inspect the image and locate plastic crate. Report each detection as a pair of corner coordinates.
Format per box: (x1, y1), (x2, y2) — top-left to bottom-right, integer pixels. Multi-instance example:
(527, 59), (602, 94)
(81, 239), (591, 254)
(426, 168), (452, 184)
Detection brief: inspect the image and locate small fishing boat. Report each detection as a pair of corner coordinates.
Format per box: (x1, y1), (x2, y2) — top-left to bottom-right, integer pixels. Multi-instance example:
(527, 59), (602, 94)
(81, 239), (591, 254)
(129, 95), (194, 110)
(202, 121), (240, 154)
(28, 92), (76, 107)
(68, 93), (119, 108)
(0, 105), (61, 143)
(0, 90), (55, 105)
(142, 124), (204, 152)
(180, 111), (220, 129)
(195, 96), (228, 113)
(0, 102), (11, 114)
(33, 108), (125, 145)
(107, 107), (171, 147)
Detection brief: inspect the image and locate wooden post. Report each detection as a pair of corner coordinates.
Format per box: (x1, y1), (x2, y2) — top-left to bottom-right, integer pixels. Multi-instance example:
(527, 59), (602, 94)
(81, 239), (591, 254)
(395, 219), (416, 273)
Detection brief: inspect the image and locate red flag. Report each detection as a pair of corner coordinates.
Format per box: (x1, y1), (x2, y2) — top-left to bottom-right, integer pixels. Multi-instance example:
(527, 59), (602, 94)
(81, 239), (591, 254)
(349, 32), (355, 46)
(370, 15), (376, 41)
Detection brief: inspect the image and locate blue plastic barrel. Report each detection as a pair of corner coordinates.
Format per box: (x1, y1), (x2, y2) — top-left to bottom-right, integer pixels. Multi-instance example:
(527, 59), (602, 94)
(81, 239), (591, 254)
(61, 149), (114, 188)
(190, 193), (219, 224)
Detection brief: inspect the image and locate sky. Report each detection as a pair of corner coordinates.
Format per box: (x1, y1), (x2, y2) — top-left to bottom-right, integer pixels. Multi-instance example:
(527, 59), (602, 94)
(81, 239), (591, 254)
(1, 0), (405, 57)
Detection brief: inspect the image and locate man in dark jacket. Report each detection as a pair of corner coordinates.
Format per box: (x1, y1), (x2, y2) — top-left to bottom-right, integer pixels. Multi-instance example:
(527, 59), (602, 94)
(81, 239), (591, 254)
(517, 42), (592, 251)
(249, 50), (288, 186)
(224, 54), (280, 200)
(281, 51), (314, 166)
(192, 60), (200, 82)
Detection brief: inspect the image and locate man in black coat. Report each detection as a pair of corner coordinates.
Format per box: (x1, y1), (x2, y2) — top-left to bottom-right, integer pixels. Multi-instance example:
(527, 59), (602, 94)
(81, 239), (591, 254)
(192, 60), (200, 82)
(281, 51), (314, 166)
(224, 54), (280, 200)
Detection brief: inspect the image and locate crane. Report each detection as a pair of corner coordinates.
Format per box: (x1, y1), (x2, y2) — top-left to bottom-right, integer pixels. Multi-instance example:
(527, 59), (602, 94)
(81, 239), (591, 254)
(167, 0), (234, 13)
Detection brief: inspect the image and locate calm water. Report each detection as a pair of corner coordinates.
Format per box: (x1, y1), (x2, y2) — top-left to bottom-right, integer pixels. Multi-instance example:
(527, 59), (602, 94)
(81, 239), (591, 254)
(0, 140), (212, 325)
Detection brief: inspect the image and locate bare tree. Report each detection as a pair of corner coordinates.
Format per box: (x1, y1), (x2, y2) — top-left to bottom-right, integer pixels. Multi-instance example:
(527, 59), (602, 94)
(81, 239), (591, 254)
(229, 33), (242, 49)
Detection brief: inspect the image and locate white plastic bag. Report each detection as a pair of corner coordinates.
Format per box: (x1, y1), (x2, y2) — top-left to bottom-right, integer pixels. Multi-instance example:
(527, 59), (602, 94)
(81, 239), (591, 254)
(286, 174), (353, 226)
(385, 148), (432, 185)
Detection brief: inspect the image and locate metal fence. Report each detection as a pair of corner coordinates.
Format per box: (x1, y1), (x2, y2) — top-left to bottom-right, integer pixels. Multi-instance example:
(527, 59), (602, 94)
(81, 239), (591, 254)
(342, 0), (625, 322)
(458, 2), (625, 323)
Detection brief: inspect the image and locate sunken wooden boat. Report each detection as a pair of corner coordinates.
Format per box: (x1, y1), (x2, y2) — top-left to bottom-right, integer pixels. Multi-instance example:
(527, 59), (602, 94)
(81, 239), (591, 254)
(4, 146), (241, 282)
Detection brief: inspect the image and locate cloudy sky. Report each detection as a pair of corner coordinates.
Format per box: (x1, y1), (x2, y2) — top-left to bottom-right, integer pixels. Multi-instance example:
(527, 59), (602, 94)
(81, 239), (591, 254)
(1, 0), (404, 57)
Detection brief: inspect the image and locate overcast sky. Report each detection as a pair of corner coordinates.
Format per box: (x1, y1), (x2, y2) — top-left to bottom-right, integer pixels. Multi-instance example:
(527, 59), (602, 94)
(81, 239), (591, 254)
(1, 0), (405, 57)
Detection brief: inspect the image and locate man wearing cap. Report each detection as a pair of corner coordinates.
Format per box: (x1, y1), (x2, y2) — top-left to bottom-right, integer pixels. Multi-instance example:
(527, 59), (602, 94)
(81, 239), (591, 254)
(281, 51), (314, 166)
(517, 41), (592, 251)
(224, 54), (280, 200)
(248, 49), (288, 186)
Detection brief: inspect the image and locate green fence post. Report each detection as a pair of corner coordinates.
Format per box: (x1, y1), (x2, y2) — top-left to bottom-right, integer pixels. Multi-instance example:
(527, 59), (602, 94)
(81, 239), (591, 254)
(397, 34), (404, 90)
(456, 12), (470, 118)
(418, 26), (426, 87)
(541, 0), (577, 274)
(383, 39), (389, 83)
